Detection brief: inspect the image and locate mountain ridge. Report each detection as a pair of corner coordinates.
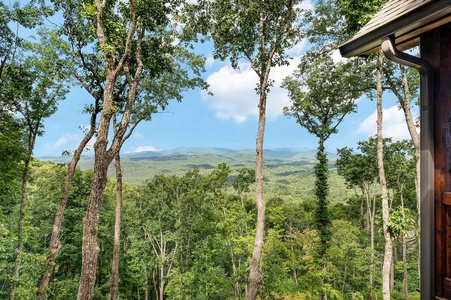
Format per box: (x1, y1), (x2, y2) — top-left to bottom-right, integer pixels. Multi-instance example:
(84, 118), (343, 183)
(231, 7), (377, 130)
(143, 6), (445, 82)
(38, 147), (337, 161)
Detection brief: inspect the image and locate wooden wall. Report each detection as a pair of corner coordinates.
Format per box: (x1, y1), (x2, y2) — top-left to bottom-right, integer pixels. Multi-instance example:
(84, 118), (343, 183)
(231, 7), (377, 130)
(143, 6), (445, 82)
(421, 24), (451, 300)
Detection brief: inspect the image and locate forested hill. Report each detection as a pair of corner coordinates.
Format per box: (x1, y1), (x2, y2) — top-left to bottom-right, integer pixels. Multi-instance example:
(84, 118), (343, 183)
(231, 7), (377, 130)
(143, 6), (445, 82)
(38, 147), (349, 205)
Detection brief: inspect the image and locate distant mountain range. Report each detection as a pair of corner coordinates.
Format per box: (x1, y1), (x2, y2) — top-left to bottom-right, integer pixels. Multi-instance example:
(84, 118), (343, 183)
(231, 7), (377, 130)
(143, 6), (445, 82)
(37, 147), (348, 204)
(122, 147), (315, 158)
(39, 147), (339, 164)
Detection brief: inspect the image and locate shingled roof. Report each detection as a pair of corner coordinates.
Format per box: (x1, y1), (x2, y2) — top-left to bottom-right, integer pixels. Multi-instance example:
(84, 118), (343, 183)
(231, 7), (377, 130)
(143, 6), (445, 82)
(339, 0), (451, 57)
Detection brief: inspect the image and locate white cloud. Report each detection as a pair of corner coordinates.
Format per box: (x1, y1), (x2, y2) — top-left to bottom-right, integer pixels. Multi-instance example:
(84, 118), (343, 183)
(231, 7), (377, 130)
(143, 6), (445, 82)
(331, 49), (347, 64)
(357, 106), (415, 140)
(205, 54), (216, 66)
(134, 146), (159, 152)
(301, 0), (313, 10)
(202, 55), (302, 123)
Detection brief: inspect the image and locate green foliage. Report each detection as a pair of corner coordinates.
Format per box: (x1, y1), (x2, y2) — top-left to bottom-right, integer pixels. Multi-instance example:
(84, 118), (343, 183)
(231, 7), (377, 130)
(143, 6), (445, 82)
(0, 112), (25, 210)
(337, 0), (388, 36)
(314, 148), (331, 257)
(11, 252), (47, 299)
(184, 0), (306, 71)
(0, 148), (420, 299)
(388, 207), (416, 237)
(283, 53), (373, 142)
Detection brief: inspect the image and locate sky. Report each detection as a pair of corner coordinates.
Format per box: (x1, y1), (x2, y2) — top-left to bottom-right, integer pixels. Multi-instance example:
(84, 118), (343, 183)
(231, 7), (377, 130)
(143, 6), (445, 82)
(30, 3), (418, 158)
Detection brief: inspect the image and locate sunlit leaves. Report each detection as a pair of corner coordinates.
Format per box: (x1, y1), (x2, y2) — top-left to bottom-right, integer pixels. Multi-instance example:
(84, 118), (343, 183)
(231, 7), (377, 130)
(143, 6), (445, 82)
(283, 53), (373, 142)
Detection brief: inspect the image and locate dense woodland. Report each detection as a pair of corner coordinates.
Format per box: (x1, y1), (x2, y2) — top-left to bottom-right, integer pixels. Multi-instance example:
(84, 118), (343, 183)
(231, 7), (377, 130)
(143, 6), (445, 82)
(0, 0), (422, 299)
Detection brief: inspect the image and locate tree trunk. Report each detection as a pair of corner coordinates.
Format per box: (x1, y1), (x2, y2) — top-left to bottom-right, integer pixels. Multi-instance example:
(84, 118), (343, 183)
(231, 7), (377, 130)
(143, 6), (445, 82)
(376, 51), (392, 300)
(77, 151), (112, 300)
(400, 64), (421, 279)
(110, 153), (123, 300)
(246, 86), (267, 300)
(387, 63), (421, 277)
(76, 0), (140, 295)
(65, 262), (72, 279)
(77, 74), (117, 298)
(38, 126), (96, 299)
(369, 196), (375, 300)
(144, 268), (149, 300)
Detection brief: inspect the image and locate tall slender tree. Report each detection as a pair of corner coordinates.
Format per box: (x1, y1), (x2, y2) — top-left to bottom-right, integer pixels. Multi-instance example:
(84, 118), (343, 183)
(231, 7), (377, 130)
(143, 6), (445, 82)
(375, 51), (392, 300)
(383, 61), (421, 275)
(109, 149), (123, 300)
(183, 2), (306, 297)
(2, 29), (70, 300)
(283, 52), (372, 299)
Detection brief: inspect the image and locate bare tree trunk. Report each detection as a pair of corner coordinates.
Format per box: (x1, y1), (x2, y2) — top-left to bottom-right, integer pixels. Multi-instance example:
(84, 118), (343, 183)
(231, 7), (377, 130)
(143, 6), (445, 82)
(110, 153), (123, 300)
(77, 71), (117, 299)
(246, 7), (276, 297)
(38, 123), (96, 299)
(77, 150), (113, 300)
(400, 64), (421, 279)
(369, 197), (375, 300)
(376, 51), (392, 300)
(387, 64), (421, 277)
(246, 87), (267, 300)
(402, 223), (409, 299)
(144, 269), (149, 300)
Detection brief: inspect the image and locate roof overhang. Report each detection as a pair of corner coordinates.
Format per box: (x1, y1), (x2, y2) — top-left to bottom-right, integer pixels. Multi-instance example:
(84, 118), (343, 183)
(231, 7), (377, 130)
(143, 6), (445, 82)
(339, 0), (451, 58)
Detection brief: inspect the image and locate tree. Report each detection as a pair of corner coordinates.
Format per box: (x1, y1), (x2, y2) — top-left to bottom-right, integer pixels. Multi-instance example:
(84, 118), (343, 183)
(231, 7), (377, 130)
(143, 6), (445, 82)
(384, 140), (416, 298)
(283, 51), (371, 298)
(42, 1), (207, 298)
(383, 61), (421, 276)
(109, 152), (123, 300)
(2, 28), (70, 299)
(375, 51), (392, 300)
(184, 1), (306, 297)
(39, 11), (207, 298)
(337, 140), (379, 297)
(337, 137), (415, 298)
(38, 92), (100, 299)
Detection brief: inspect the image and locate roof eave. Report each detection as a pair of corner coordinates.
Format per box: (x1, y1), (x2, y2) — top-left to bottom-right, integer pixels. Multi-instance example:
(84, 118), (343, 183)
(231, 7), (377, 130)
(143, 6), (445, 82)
(339, 1), (451, 58)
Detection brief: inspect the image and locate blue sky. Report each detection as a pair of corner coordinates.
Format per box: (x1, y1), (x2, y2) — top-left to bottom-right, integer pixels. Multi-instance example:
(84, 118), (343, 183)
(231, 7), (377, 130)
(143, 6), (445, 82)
(31, 2), (417, 157)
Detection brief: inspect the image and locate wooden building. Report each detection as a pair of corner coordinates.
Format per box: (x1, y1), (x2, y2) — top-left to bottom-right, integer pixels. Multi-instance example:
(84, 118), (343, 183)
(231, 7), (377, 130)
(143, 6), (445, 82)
(339, 1), (451, 299)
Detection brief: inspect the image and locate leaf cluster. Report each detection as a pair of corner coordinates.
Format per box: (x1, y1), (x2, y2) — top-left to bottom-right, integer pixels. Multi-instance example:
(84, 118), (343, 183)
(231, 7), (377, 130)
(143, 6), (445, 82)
(283, 53), (374, 142)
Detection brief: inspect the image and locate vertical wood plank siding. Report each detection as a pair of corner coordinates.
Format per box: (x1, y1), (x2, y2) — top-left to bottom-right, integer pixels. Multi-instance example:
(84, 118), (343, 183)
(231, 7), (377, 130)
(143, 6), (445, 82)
(422, 24), (451, 300)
